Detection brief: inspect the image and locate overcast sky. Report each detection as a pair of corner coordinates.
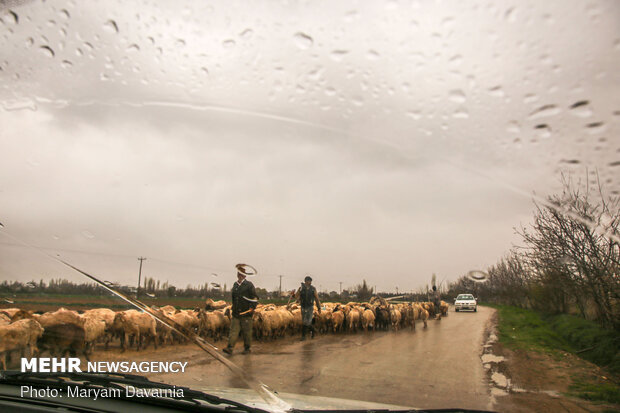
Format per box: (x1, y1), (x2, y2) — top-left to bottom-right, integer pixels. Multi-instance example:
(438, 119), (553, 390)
(1, 0), (618, 294)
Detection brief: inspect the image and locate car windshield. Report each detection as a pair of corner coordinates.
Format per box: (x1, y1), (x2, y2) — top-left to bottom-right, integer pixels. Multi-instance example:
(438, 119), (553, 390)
(457, 295), (475, 301)
(1, 1), (618, 412)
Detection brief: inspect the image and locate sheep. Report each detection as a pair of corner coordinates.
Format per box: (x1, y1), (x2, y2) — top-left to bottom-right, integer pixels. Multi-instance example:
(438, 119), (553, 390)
(112, 310), (157, 351)
(361, 309), (375, 332)
(0, 319), (44, 369)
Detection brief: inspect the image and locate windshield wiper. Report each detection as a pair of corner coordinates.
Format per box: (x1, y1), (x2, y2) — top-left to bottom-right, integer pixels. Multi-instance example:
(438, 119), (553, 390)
(0, 370), (271, 413)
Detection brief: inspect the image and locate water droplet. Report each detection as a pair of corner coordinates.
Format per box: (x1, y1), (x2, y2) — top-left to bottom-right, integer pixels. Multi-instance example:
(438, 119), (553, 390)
(59, 9), (70, 19)
(488, 86), (504, 97)
(103, 19), (119, 33)
(506, 121), (520, 133)
(528, 104), (560, 119)
(448, 55), (463, 66)
(344, 10), (359, 23)
(25, 37), (34, 47)
(330, 50), (349, 62)
(201, 67), (209, 76)
(609, 161), (620, 167)
(504, 7), (516, 22)
(240, 28), (253, 39)
(586, 122), (606, 134)
(324, 86), (336, 96)
(524, 94), (538, 104)
(560, 159), (581, 164)
(52, 235), (60, 240)
(81, 230), (95, 239)
(175, 38), (186, 47)
(40, 45), (55, 57)
(4, 10), (18, 24)
(453, 108), (469, 119)
(407, 110), (422, 120)
(222, 39), (236, 48)
(126, 43), (140, 52)
(352, 96), (363, 106)
(366, 50), (380, 60)
(569, 100), (592, 117)
(61, 60), (73, 68)
(448, 89), (466, 103)
(294, 32), (313, 50)
(83, 42), (94, 52)
(534, 124), (551, 138)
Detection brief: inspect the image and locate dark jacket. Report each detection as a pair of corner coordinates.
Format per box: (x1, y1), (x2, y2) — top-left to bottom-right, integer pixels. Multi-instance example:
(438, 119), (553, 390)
(299, 284), (316, 308)
(231, 279), (258, 318)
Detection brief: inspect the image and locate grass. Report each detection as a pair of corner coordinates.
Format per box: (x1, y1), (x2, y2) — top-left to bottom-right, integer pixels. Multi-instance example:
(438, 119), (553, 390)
(568, 379), (620, 405)
(486, 304), (620, 405)
(549, 314), (620, 376)
(487, 304), (572, 354)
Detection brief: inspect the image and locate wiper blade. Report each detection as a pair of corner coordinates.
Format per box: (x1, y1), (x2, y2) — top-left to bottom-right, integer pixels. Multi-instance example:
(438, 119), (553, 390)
(0, 370), (271, 413)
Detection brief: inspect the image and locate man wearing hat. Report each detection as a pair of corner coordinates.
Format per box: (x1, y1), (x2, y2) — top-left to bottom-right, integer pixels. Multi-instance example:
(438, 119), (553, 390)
(223, 264), (259, 354)
(295, 276), (321, 340)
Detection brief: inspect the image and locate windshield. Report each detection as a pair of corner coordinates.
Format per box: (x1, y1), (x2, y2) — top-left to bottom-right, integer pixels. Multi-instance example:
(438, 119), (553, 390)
(1, 1), (618, 412)
(457, 295), (475, 301)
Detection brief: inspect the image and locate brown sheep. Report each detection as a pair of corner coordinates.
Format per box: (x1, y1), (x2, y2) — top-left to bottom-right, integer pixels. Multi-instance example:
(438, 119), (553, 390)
(0, 319), (44, 369)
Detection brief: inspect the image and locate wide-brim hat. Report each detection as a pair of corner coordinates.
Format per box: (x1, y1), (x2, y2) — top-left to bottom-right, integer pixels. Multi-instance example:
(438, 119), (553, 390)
(235, 263), (258, 277)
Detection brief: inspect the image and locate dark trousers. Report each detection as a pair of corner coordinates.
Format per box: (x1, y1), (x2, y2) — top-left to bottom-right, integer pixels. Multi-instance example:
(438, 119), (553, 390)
(228, 316), (253, 349)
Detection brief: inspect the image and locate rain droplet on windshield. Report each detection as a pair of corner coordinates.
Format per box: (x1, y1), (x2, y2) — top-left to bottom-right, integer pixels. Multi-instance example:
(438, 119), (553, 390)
(569, 100), (592, 117)
(506, 121), (521, 133)
(103, 19), (119, 33)
(240, 28), (253, 39)
(222, 39), (236, 48)
(3, 10), (18, 24)
(330, 50), (349, 61)
(488, 86), (504, 97)
(534, 124), (551, 138)
(126, 43), (140, 52)
(453, 108), (469, 119)
(528, 104), (560, 119)
(366, 50), (380, 60)
(293, 32), (313, 50)
(407, 110), (422, 120)
(40, 45), (55, 57)
(448, 89), (466, 103)
(81, 230), (95, 239)
(586, 122), (606, 134)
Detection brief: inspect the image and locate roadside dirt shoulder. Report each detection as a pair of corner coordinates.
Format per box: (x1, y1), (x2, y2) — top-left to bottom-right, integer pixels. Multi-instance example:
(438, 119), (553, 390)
(484, 312), (618, 412)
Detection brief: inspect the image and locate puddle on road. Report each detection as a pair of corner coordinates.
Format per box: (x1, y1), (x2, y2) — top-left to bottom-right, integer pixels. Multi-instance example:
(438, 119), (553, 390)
(491, 387), (508, 397)
(491, 372), (509, 388)
(481, 354), (505, 363)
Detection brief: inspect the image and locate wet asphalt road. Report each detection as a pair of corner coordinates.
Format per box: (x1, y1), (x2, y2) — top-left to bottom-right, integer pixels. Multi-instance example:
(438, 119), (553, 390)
(150, 306), (495, 410)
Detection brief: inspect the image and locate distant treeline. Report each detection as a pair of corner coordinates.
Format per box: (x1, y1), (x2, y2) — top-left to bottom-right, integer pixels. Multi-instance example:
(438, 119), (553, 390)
(447, 176), (619, 331)
(0, 277), (420, 302)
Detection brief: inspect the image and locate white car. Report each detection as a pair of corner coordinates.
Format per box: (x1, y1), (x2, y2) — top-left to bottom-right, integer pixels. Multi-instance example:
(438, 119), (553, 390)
(454, 294), (477, 312)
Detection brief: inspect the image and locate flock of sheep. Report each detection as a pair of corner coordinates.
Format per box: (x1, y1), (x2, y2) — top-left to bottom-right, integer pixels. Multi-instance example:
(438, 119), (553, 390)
(0, 296), (449, 369)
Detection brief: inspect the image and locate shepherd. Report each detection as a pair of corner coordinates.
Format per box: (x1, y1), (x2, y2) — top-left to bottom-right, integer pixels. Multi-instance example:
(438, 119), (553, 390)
(223, 263), (259, 355)
(295, 276), (321, 340)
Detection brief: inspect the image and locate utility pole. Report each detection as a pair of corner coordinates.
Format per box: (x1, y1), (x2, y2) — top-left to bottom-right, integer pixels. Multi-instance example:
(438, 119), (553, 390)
(278, 275), (283, 297)
(396, 286), (399, 295)
(339, 281), (342, 295)
(137, 257), (146, 298)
